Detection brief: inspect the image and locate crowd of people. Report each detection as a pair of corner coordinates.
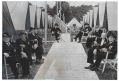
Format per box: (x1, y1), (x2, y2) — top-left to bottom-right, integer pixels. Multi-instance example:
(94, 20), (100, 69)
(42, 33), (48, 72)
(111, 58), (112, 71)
(74, 23), (117, 71)
(3, 27), (44, 79)
(2, 22), (117, 79)
(3, 23), (62, 79)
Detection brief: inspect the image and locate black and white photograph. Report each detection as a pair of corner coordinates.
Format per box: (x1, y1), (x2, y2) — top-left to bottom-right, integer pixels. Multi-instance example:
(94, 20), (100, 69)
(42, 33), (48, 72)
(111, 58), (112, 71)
(1, 0), (118, 80)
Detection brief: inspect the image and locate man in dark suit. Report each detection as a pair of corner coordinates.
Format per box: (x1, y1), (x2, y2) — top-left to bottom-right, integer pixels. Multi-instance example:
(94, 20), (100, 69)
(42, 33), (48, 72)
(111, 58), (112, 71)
(16, 32), (32, 65)
(35, 28), (44, 63)
(86, 25), (103, 48)
(54, 23), (61, 42)
(74, 28), (83, 42)
(83, 23), (91, 36)
(3, 33), (29, 79)
(28, 27), (43, 63)
(85, 33), (107, 69)
(90, 33), (117, 71)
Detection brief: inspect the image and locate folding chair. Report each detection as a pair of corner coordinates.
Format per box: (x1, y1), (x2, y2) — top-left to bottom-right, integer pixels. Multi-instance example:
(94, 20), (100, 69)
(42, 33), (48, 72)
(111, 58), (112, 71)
(3, 57), (22, 79)
(81, 32), (88, 43)
(102, 52), (117, 73)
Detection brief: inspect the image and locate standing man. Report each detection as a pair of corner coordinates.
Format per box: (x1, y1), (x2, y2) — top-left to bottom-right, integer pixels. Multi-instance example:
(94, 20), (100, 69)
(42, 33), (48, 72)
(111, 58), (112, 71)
(54, 23), (61, 42)
(3, 33), (29, 79)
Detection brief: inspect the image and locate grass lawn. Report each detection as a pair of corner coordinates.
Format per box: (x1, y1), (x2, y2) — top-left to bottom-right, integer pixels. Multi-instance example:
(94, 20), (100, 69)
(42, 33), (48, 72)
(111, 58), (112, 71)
(82, 43), (117, 80)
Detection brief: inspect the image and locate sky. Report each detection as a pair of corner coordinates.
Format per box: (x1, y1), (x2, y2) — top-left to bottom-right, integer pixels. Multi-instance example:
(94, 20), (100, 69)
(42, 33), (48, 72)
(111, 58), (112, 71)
(47, 1), (98, 8)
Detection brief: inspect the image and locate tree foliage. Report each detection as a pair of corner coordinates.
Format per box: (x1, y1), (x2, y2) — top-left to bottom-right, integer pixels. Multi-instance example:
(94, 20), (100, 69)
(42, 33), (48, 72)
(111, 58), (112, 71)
(48, 1), (94, 23)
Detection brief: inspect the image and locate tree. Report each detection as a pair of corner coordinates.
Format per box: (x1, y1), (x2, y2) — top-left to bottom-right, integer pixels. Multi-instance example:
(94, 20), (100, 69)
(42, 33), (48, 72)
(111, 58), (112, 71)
(52, 1), (72, 23)
(49, 1), (94, 23)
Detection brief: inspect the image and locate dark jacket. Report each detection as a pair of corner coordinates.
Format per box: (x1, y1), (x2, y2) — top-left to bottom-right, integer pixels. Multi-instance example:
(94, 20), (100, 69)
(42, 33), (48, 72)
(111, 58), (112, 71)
(74, 31), (83, 39)
(16, 38), (31, 56)
(55, 28), (61, 36)
(93, 29), (103, 37)
(28, 33), (37, 45)
(94, 38), (107, 50)
(96, 38), (107, 45)
(98, 41), (117, 58)
(3, 41), (16, 57)
(35, 34), (43, 46)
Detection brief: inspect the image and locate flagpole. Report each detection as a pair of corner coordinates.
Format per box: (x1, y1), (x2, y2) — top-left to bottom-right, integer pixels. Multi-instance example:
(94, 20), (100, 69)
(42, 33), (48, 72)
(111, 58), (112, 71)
(60, 1), (61, 29)
(57, 1), (58, 15)
(45, 1), (47, 45)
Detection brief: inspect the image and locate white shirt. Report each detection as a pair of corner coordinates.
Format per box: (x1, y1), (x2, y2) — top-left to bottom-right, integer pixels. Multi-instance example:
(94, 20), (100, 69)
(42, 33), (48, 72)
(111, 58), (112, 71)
(100, 39), (105, 46)
(6, 42), (10, 46)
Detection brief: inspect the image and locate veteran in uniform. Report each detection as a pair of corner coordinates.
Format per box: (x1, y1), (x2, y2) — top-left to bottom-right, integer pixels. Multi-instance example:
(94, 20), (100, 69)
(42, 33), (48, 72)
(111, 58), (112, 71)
(3, 33), (29, 79)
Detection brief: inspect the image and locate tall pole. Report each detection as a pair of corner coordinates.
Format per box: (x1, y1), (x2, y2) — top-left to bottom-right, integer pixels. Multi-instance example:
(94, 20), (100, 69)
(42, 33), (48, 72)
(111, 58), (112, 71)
(57, 1), (58, 15)
(45, 1), (47, 45)
(60, 1), (61, 29)
(60, 1), (61, 19)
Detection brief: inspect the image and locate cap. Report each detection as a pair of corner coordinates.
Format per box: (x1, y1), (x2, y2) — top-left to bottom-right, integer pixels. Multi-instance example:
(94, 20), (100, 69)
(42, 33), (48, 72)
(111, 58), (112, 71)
(3, 33), (11, 37)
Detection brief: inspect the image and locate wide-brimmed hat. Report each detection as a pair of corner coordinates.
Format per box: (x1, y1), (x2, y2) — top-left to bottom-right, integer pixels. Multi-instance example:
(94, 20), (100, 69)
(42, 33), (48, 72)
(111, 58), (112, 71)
(19, 31), (27, 36)
(84, 23), (89, 26)
(107, 32), (116, 39)
(3, 33), (11, 37)
(29, 27), (35, 32)
(55, 23), (59, 26)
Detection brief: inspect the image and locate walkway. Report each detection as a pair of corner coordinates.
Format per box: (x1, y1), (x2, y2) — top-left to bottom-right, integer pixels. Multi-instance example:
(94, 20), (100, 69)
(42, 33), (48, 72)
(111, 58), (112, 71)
(34, 42), (99, 80)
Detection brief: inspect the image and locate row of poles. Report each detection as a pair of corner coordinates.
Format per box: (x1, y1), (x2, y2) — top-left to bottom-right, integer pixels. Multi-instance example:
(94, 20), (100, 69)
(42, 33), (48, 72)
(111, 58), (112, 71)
(81, 2), (117, 32)
(46, 1), (62, 45)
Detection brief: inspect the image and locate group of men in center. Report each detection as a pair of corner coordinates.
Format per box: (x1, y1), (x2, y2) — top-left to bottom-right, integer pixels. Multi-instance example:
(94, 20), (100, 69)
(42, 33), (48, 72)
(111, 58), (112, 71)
(3, 27), (44, 79)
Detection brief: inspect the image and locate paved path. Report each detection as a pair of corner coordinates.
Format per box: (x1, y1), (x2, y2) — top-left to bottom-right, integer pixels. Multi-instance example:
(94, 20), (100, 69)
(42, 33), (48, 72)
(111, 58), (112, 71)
(34, 42), (99, 80)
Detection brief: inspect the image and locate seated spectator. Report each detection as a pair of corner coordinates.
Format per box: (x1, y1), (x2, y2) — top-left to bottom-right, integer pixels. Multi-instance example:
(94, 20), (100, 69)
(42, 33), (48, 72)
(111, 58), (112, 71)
(35, 28), (44, 62)
(86, 25), (103, 48)
(3, 33), (29, 79)
(83, 23), (90, 36)
(90, 32), (117, 71)
(74, 28), (83, 42)
(28, 27), (44, 64)
(16, 32), (32, 65)
(85, 33), (107, 69)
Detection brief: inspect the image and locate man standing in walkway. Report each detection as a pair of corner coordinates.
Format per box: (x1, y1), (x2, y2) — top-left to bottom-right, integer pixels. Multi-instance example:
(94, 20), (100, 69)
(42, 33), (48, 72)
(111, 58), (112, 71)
(54, 23), (61, 42)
